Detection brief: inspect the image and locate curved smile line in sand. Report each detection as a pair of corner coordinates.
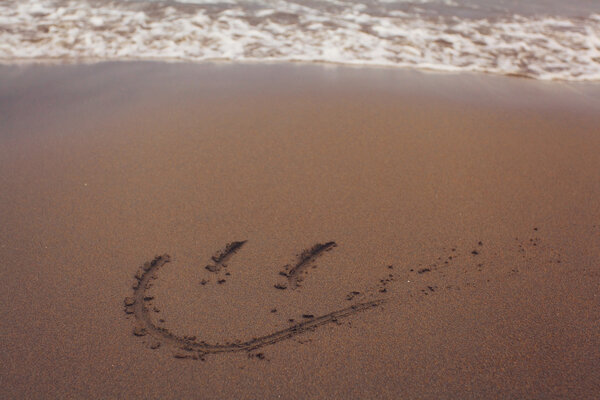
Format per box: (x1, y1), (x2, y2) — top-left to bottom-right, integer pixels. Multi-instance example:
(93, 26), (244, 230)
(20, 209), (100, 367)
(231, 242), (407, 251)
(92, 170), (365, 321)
(124, 242), (385, 359)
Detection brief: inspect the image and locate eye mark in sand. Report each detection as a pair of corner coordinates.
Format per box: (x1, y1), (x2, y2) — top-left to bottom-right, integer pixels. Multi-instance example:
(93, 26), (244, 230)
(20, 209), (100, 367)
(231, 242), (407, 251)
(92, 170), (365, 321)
(125, 242), (385, 360)
(278, 241), (337, 289)
(205, 240), (247, 273)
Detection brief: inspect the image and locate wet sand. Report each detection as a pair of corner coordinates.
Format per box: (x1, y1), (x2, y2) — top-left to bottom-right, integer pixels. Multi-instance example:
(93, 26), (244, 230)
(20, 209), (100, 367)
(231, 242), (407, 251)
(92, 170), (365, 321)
(0, 63), (599, 399)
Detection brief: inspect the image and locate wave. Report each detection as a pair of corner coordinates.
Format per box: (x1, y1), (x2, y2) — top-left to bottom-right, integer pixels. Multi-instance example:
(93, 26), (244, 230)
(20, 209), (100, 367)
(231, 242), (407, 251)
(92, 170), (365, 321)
(1, 0), (599, 81)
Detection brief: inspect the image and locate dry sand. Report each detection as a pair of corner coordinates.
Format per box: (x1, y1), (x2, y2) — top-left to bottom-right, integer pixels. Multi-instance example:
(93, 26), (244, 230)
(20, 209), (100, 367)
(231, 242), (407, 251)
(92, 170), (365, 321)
(0, 62), (599, 399)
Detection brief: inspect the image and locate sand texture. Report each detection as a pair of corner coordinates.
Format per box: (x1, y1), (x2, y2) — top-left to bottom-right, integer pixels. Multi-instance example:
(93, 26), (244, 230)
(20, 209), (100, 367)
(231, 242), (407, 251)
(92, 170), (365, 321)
(1, 63), (599, 399)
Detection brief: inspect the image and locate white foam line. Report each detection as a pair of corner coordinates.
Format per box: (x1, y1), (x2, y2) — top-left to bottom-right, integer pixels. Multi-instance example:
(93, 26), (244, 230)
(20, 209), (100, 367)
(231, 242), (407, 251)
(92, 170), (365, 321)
(0, 0), (599, 81)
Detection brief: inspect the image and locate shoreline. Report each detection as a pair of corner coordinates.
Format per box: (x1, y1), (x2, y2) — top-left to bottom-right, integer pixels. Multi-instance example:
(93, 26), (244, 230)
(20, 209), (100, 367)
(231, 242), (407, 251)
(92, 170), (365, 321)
(3, 0), (599, 82)
(3, 59), (600, 84)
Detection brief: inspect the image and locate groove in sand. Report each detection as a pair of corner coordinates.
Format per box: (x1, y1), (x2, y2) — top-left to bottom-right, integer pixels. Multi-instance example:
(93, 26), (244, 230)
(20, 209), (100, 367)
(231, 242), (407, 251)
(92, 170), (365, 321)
(282, 241), (337, 288)
(205, 240), (247, 272)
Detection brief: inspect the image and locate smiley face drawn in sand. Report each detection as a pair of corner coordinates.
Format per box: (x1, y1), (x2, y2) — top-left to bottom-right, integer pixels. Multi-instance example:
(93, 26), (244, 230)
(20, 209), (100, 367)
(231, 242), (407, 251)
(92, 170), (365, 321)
(125, 228), (559, 359)
(124, 241), (386, 360)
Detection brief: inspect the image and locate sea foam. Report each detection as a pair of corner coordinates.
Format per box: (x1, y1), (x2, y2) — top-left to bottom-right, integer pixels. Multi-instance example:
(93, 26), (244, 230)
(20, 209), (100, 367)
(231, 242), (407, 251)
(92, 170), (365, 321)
(1, 0), (599, 81)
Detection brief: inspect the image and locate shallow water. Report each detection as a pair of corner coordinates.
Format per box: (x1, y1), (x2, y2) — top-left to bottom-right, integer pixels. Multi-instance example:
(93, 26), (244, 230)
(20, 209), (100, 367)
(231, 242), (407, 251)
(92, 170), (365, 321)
(1, 0), (599, 81)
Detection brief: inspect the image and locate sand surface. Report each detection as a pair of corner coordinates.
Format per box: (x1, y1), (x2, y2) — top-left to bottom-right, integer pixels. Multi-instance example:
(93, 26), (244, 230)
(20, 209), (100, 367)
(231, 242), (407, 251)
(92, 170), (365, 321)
(1, 63), (599, 399)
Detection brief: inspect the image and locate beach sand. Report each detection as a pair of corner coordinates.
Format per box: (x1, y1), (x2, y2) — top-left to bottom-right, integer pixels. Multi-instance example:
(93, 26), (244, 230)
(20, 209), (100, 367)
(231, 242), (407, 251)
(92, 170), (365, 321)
(0, 62), (599, 399)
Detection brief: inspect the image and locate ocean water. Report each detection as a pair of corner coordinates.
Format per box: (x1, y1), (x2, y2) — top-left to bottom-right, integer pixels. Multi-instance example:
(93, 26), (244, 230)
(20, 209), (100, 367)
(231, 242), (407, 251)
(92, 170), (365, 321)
(0, 0), (599, 81)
